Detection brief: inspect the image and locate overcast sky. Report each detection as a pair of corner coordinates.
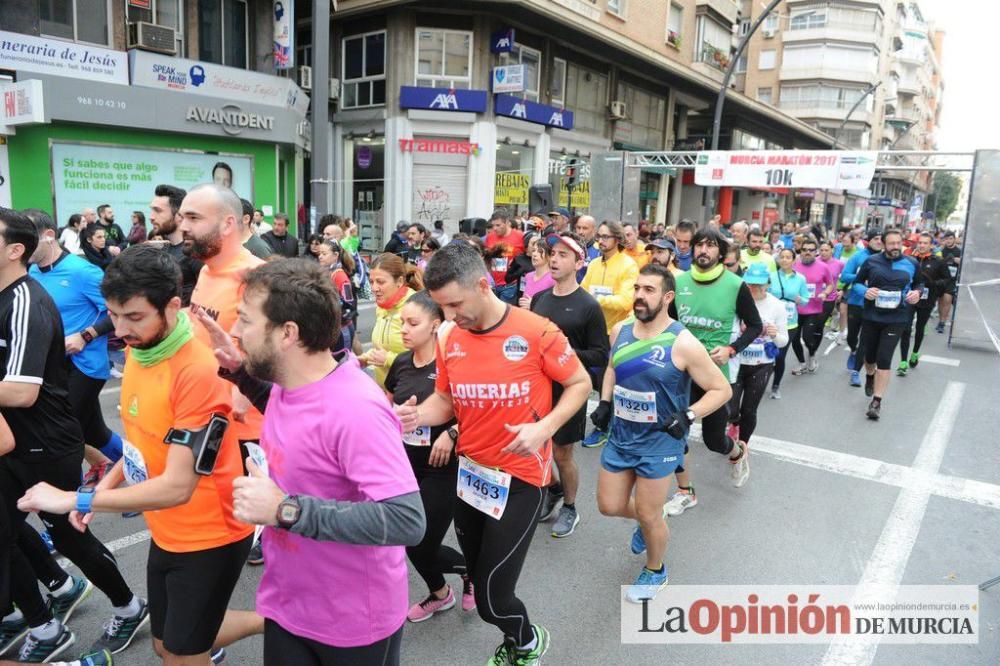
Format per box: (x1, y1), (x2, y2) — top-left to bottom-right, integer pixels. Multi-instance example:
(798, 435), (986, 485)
(920, 0), (997, 152)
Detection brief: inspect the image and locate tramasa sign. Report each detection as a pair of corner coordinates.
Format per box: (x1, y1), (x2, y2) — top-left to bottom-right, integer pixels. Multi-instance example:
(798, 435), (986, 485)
(398, 138), (481, 156)
(694, 150), (878, 189)
(494, 94), (574, 130)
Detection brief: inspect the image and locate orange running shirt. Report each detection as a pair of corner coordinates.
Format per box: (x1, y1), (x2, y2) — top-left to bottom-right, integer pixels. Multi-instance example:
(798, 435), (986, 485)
(187, 248), (265, 441)
(120, 337), (253, 553)
(434, 306), (582, 487)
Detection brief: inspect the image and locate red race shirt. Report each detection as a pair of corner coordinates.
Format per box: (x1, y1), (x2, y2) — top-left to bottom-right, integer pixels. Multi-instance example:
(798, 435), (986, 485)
(484, 229), (525, 286)
(435, 306), (581, 487)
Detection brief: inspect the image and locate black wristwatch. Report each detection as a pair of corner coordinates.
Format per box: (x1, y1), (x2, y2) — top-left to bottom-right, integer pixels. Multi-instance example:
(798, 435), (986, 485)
(447, 426), (459, 442)
(276, 495), (301, 529)
(80, 328), (95, 344)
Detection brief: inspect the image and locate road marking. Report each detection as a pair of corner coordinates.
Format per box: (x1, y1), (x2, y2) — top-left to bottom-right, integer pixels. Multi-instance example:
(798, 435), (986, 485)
(56, 530), (151, 571)
(823, 341), (839, 356)
(918, 354), (961, 367)
(820, 380), (965, 666)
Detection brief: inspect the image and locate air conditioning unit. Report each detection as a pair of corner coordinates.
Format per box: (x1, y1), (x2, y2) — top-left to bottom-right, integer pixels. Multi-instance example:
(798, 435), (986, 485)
(299, 65), (312, 91)
(762, 28), (776, 38)
(329, 78), (339, 101)
(609, 100), (627, 120)
(127, 22), (176, 55)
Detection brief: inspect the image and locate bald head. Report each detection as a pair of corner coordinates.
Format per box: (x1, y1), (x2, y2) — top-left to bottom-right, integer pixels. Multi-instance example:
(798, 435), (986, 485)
(731, 220), (749, 246)
(575, 215), (597, 244)
(178, 183), (244, 263)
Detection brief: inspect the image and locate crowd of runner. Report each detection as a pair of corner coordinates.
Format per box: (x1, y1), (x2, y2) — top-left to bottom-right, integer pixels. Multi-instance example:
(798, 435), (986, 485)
(0, 194), (963, 665)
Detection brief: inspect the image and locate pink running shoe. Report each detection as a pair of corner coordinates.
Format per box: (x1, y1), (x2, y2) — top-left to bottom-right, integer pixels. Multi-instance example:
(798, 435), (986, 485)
(461, 576), (476, 611)
(407, 587), (456, 623)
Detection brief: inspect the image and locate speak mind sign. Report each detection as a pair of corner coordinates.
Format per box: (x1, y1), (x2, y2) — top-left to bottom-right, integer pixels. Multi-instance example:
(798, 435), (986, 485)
(694, 151), (878, 189)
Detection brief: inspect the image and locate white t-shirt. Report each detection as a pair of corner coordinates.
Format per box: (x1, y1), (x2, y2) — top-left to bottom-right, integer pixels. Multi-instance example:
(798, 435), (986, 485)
(738, 292), (790, 366)
(59, 228), (82, 255)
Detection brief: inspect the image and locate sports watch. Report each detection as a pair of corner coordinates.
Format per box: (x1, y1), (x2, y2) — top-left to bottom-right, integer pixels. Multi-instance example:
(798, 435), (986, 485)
(80, 328), (95, 344)
(76, 485), (96, 514)
(684, 409), (697, 426)
(447, 426), (459, 442)
(276, 495), (301, 529)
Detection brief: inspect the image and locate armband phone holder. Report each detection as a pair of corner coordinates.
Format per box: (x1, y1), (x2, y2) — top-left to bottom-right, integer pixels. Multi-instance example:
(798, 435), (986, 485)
(163, 413), (229, 476)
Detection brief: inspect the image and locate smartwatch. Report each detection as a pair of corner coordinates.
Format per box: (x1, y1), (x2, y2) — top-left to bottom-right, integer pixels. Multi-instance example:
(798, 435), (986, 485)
(447, 426), (459, 442)
(684, 409), (697, 426)
(80, 328), (95, 344)
(76, 485), (96, 514)
(276, 495), (301, 529)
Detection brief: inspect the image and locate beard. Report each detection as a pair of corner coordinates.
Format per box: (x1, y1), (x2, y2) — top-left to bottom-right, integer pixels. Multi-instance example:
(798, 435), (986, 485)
(244, 343), (279, 383)
(183, 227), (223, 260)
(633, 300), (662, 323)
(127, 317), (170, 350)
(156, 216), (178, 237)
(695, 253), (717, 269)
(885, 248), (901, 259)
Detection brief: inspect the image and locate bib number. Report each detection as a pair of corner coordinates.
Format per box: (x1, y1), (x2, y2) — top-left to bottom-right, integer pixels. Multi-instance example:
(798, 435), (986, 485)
(403, 425), (432, 447)
(491, 257), (509, 273)
(613, 386), (657, 423)
(948, 265), (958, 278)
(806, 283), (817, 299)
(783, 299), (799, 323)
(876, 290), (901, 309)
(740, 341), (766, 364)
(122, 440), (148, 485)
(590, 285), (613, 297)
(920, 287), (929, 301)
(457, 457), (511, 520)
(244, 442), (270, 476)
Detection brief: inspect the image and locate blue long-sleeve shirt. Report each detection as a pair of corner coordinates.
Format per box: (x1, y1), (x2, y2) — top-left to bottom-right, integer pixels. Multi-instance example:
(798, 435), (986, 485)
(840, 247), (874, 307)
(855, 252), (924, 324)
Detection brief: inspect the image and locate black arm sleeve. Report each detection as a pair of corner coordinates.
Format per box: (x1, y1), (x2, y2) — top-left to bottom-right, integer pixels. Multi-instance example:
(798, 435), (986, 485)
(92, 315), (114, 337)
(218, 364), (273, 414)
(730, 283), (764, 353)
(574, 301), (610, 369)
(291, 491), (426, 546)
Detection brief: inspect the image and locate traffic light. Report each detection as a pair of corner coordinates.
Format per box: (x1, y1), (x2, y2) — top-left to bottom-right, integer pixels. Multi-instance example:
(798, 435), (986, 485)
(565, 160), (577, 188)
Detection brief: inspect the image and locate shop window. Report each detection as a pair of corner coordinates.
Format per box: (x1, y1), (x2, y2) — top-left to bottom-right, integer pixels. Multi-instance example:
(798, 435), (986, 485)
(499, 44), (541, 102)
(38, 0), (110, 46)
(342, 31), (386, 109)
(198, 0), (248, 68)
(550, 57), (567, 106)
(415, 28), (472, 89)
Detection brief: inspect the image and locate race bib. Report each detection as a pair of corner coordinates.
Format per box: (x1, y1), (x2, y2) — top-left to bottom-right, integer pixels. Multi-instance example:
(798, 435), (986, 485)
(403, 425), (432, 447)
(740, 341), (766, 364)
(948, 265), (958, 278)
(876, 290), (901, 309)
(613, 385), (657, 423)
(491, 257), (509, 273)
(244, 441), (269, 476)
(806, 283), (817, 299)
(590, 285), (613, 297)
(457, 457), (511, 520)
(920, 287), (929, 301)
(783, 299), (799, 323)
(122, 440), (148, 485)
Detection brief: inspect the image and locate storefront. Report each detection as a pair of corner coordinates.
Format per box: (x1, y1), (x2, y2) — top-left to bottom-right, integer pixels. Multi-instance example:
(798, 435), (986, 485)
(1, 36), (308, 231)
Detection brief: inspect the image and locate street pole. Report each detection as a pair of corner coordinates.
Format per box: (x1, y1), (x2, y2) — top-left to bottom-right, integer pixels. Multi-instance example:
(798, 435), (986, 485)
(309, 0), (332, 237)
(828, 80), (880, 232)
(704, 0), (784, 222)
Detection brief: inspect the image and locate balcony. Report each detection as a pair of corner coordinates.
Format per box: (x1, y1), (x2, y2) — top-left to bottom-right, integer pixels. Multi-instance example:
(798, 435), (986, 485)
(783, 24), (881, 46)
(697, 43), (732, 72)
(886, 105), (921, 124)
(780, 101), (873, 124)
(696, 0), (739, 25)
(779, 64), (878, 85)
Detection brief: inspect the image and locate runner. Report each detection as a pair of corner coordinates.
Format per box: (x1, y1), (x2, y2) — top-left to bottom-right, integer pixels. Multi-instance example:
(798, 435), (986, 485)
(316, 240), (358, 353)
(359, 253), (422, 388)
(594, 264), (731, 601)
(198, 259), (424, 665)
(383, 291), (472, 622)
(531, 232), (609, 537)
(18, 245), (262, 664)
(645, 238), (682, 275)
(789, 238), (835, 375)
(571, 215), (601, 282)
(740, 228), (776, 273)
(767, 248), (810, 399)
(148, 184), (203, 307)
(484, 209), (525, 304)
(396, 241), (591, 666)
(517, 236), (554, 309)
(818, 240), (844, 339)
(840, 230), (883, 387)
(854, 229), (924, 420)
(897, 233), (952, 376)
(672, 220), (696, 271)
(667, 226), (760, 504)
(0, 210), (143, 662)
(622, 223), (648, 269)
(726, 263), (788, 458)
(580, 221), (638, 448)
(936, 230), (961, 333)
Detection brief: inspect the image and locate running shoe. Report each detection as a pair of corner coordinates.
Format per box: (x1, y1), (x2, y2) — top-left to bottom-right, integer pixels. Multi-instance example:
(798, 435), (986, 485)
(538, 491), (563, 522)
(18, 626), (75, 663)
(551, 505), (580, 538)
(49, 576), (93, 624)
(461, 576), (476, 611)
(40, 529), (57, 554)
(896, 361), (908, 377)
(664, 490), (697, 516)
(582, 430), (606, 448)
(770, 386), (781, 400)
(82, 462), (111, 488)
(791, 363), (808, 376)
(807, 356), (819, 373)
(849, 370), (862, 387)
(88, 599), (149, 655)
(847, 352), (856, 371)
(210, 647), (226, 664)
(909, 352), (920, 368)
(0, 616), (29, 657)
(246, 539), (264, 566)
(121, 512), (141, 519)
(625, 565), (669, 604)
(407, 587), (456, 623)
(825, 330), (839, 340)
(52, 649), (113, 666)
(866, 399), (881, 421)
(864, 373), (875, 397)
(936, 322), (945, 334)
(726, 422), (740, 444)
(730, 443), (750, 488)
(485, 625), (549, 666)
(629, 524), (647, 555)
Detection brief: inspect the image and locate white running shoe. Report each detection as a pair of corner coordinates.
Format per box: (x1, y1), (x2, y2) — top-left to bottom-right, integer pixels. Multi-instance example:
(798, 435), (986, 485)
(664, 491), (698, 516)
(730, 444), (750, 487)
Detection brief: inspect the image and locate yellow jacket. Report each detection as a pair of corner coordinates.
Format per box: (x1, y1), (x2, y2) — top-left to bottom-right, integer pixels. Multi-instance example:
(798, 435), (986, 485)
(623, 243), (648, 269)
(581, 251), (639, 333)
(365, 288), (414, 387)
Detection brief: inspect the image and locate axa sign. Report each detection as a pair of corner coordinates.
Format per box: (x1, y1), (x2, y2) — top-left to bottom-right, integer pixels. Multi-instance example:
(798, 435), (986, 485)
(490, 28), (515, 53)
(399, 86), (488, 113)
(495, 94), (574, 130)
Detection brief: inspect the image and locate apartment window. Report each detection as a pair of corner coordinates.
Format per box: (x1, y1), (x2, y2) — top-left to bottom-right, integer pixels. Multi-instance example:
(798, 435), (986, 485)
(499, 44), (541, 102)
(780, 84), (871, 111)
(763, 13), (779, 32)
(757, 87), (773, 104)
(154, 0), (185, 55)
(759, 49), (776, 70)
(342, 31), (386, 109)
(739, 19), (750, 36)
(735, 55), (747, 73)
(607, 0), (625, 17)
(790, 9), (826, 30)
(39, 0), (110, 45)
(696, 15), (732, 71)
(783, 44), (878, 75)
(617, 82), (667, 148)
(564, 63), (609, 133)
(666, 3), (683, 47)
(792, 5), (881, 33)
(416, 29), (472, 89)
(198, 0), (248, 68)
(550, 57), (567, 106)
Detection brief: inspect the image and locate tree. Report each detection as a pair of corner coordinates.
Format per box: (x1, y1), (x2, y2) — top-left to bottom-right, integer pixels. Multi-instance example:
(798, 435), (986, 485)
(932, 172), (961, 223)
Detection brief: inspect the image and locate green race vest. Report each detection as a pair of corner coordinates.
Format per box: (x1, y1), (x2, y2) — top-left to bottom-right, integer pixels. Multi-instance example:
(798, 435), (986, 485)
(674, 270), (743, 382)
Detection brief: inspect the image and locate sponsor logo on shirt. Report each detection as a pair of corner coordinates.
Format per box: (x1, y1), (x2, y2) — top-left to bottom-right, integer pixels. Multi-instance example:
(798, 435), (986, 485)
(557, 340), (575, 366)
(645, 344), (668, 368)
(451, 381), (531, 408)
(502, 335), (529, 361)
(446, 342), (466, 360)
(677, 303), (723, 330)
(128, 395), (139, 417)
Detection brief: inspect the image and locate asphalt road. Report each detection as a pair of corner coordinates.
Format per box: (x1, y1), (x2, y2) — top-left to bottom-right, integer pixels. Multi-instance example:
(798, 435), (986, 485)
(31, 308), (1000, 665)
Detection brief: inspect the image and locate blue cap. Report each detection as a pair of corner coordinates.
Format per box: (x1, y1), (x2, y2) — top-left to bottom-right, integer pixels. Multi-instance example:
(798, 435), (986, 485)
(743, 262), (770, 285)
(548, 207), (571, 218)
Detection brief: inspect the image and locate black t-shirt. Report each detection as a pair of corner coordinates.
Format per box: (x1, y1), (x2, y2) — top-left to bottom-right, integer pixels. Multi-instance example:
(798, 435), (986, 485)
(530, 286), (610, 392)
(165, 241), (204, 307)
(384, 350), (457, 474)
(0, 275), (84, 460)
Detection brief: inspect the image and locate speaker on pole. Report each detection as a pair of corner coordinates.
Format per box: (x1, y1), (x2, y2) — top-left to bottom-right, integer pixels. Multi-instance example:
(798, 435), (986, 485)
(529, 184), (554, 214)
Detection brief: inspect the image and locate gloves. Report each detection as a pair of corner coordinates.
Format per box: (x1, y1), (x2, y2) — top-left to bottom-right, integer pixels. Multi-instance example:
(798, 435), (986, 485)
(660, 411), (691, 440)
(590, 400), (612, 432)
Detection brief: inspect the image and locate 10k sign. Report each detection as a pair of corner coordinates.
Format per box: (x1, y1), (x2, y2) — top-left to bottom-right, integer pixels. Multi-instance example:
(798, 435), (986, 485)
(694, 151), (878, 190)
